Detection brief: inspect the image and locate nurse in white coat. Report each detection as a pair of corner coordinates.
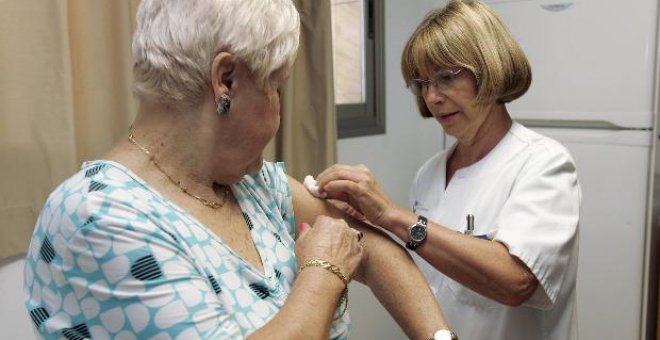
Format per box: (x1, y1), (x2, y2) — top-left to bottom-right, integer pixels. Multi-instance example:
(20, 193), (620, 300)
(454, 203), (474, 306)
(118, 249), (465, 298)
(315, 1), (581, 339)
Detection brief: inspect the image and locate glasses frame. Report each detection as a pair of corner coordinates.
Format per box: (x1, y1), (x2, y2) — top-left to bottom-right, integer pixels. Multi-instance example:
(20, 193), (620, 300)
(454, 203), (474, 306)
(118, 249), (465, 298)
(408, 68), (463, 96)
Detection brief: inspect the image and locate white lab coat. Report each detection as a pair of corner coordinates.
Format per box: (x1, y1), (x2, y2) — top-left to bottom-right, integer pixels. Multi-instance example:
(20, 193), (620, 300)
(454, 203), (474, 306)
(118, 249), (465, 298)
(410, 122), (581, 340)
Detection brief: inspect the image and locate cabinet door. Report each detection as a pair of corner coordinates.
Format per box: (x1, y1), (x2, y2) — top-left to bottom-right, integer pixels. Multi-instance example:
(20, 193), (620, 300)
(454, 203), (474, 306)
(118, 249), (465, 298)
(532, 127), (650, 340)
(488, 0), (657, 128)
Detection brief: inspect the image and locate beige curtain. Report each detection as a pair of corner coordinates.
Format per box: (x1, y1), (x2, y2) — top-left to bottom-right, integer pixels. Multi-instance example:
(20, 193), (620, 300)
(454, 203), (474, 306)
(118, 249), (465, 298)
(0, 0), (139, 260)
(0, 0), (336, 261)
(266, 0), (338, 181)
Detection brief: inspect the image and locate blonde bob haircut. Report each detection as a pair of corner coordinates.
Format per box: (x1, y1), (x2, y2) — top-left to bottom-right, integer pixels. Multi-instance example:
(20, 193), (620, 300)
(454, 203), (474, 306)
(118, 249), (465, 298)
(401, 0), (531, 118)
(132, 0), (300, 107)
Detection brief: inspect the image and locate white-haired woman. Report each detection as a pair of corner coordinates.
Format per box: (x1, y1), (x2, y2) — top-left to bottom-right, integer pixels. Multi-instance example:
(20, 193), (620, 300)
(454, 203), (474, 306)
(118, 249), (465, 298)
(23, 0), (454, 339)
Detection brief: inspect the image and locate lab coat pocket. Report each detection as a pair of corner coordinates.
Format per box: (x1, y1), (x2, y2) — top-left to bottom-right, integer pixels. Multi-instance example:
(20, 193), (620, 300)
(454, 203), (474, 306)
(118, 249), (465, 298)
(446, 278), (503, 310)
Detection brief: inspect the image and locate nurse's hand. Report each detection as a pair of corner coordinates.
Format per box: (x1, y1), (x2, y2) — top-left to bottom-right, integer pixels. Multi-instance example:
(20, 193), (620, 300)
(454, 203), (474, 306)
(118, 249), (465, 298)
(315, 164), (398, 229)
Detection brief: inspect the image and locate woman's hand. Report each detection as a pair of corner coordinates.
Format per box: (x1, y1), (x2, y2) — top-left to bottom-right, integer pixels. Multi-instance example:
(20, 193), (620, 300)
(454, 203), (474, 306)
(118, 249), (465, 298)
(295, 215), (364, 280)
(316, 164), (398, 228)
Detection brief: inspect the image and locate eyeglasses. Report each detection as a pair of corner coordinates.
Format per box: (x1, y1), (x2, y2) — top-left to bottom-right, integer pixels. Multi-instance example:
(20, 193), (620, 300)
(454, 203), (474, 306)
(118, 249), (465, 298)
(408, 68), (463, 96)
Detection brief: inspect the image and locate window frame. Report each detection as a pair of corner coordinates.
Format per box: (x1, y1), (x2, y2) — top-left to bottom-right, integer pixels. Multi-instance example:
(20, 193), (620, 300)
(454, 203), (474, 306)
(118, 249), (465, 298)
(336, 0), (386, 139)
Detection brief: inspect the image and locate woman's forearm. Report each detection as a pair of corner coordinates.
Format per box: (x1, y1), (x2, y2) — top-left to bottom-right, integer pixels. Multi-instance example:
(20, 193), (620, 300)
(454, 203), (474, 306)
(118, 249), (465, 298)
(356, 225), (451, 340)
(386, 207), (538, 306)
(289, 176), (451, 338)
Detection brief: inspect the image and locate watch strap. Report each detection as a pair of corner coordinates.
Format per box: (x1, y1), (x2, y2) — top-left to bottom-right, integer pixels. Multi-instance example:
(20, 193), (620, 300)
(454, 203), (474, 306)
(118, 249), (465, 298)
(405, 240), (420, 250)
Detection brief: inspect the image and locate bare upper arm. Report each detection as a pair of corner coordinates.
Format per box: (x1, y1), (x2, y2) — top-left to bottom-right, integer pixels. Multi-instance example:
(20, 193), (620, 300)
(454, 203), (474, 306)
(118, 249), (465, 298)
(288, 175), (345, 235)
(288, 174), (409, 254)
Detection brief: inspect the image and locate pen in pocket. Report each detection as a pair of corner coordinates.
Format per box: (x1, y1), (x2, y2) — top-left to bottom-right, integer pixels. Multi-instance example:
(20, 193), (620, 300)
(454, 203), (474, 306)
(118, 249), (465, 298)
(463, 214), (489, 240)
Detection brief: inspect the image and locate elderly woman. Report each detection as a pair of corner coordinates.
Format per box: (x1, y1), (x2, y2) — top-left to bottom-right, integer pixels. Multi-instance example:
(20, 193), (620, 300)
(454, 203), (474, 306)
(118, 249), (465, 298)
(316, 1), (580, 339)
(23, 0), (454, 339)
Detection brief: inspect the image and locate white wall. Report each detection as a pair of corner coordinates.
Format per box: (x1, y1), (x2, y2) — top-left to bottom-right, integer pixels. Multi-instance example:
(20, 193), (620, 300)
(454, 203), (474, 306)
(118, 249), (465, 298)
(340, 1), (446, 339)
(0, 257), (34, 339)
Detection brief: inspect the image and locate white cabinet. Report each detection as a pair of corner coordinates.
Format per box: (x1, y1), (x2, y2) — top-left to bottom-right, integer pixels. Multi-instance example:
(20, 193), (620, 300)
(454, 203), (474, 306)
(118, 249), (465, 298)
(488, 0), (657, 129)
(532, 128), (651, 340)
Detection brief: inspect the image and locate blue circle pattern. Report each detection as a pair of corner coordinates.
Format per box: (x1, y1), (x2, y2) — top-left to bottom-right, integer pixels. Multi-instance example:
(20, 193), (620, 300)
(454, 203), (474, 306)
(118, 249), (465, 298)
(24, 160), (350, 339)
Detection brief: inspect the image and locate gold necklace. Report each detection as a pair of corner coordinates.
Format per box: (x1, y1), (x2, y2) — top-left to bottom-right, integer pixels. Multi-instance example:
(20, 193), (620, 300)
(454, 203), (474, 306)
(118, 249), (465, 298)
(128, 129), (230, 209)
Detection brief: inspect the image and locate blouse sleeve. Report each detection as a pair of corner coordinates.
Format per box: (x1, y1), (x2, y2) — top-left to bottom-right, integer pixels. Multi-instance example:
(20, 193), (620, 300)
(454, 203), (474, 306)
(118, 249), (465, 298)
(490, 143), (581, 310)
(257, 162), (296, 240)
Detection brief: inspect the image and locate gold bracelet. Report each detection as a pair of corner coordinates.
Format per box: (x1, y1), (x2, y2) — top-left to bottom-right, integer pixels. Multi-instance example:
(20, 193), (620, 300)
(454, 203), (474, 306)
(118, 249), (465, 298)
(298, 258), (349, 319)
(299, 259), (348, 285)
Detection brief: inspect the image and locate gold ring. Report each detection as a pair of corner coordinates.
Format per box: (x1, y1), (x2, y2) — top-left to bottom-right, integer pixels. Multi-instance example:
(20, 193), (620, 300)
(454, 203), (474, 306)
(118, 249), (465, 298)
(356, 231), (364, 241)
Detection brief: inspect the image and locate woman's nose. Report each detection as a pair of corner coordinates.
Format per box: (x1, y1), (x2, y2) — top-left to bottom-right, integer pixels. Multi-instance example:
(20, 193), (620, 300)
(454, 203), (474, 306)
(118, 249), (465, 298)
(423, 86), (446, 104)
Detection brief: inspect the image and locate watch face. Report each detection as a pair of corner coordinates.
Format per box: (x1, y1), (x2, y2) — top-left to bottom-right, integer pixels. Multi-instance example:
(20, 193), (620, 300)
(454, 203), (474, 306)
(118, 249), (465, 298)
(410, 225), (426, 242)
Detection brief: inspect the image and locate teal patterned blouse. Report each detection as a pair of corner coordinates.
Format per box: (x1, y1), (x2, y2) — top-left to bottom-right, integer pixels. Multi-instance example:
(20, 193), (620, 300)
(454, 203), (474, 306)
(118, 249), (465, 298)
(24, 160), (350, 339)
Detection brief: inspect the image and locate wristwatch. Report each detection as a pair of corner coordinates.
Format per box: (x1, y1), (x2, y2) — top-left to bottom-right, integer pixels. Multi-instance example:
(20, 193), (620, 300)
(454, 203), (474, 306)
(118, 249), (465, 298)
(405, 215), (428, 250)
(430, 329), (458, 340)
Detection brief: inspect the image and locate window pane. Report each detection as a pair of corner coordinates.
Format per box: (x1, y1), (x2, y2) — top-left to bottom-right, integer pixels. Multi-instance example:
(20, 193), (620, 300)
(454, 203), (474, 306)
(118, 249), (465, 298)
(331, 0), (365, 105)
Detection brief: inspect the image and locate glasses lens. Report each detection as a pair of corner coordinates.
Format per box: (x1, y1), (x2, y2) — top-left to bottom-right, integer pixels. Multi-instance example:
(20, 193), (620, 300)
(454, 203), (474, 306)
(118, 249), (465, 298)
(432, 68), (461, 90)
(408, 79), (425, 96)
(408, 68), (461, 96)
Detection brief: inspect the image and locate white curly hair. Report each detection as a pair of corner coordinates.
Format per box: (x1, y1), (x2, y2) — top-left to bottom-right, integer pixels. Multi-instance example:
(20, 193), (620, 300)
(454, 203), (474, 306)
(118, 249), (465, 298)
(132, 0), (300, 106)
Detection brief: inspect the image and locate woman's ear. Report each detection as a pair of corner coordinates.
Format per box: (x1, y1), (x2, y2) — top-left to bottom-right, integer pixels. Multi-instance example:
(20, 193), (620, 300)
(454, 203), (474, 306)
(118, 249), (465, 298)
(211, 52), (235, 98)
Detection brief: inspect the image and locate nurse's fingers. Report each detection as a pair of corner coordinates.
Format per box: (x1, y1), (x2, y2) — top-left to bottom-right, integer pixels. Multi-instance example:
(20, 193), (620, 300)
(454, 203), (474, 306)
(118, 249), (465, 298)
(316, 164), (375, 191)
